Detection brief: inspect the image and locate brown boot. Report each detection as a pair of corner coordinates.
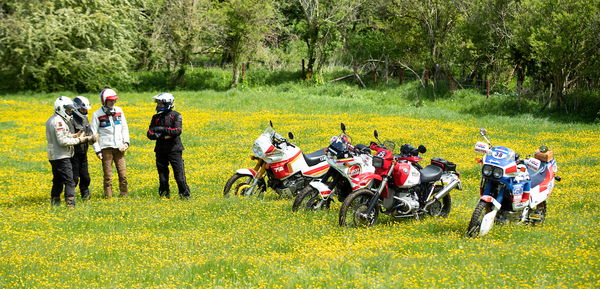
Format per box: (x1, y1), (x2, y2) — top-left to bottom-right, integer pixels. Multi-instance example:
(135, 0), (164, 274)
(66, 197), (76, 208)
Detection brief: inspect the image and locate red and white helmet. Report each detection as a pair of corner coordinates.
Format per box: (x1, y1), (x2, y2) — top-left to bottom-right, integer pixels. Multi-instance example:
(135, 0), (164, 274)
(100, 88), (119, 105)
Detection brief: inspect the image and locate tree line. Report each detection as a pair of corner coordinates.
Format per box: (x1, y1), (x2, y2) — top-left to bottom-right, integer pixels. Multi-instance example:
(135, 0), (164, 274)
(1, 0), (599, 113)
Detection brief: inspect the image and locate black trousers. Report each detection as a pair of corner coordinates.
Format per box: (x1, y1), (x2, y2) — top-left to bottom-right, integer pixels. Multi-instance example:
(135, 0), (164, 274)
(49, 158), (75, 201)
(71, 152), (90, 199)
(156, 151), (190, 197)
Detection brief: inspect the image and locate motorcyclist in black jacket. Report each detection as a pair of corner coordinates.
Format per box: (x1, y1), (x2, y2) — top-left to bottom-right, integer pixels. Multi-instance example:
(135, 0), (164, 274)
(72, 96), (95, 200)
(146, 93), (190, 199)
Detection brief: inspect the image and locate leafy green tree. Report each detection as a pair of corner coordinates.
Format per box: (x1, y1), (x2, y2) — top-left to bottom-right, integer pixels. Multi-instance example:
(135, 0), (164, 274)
(389, 0), (463, 88)
(513, 0), (600, 111)
(149, 0), (218, 87)
(297, 0), (364, 81)
(219, 0), (279, 87)
(0, 0), (145, 92)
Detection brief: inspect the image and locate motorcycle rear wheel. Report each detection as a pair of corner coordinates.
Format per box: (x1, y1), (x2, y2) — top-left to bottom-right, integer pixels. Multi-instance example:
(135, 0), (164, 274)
(466, 200), (493, 238)
(427, 186), (452, 218)
(223, 173), (260, 197)
(339, 189), (378, 227)
(528, 201), (547, 226)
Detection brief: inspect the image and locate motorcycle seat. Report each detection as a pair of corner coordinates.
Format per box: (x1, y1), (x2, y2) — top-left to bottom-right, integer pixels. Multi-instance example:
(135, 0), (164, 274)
(304, 148), (326, 166)
(420, 165), (443, 183)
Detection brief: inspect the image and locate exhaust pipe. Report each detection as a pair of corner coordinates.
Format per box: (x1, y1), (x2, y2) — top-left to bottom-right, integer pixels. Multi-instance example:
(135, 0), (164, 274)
(424, 178), (461, 209)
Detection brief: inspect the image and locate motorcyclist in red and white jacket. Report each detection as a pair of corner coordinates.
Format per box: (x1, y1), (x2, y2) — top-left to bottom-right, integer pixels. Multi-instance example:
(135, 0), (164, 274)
(90, 88), (130, 198)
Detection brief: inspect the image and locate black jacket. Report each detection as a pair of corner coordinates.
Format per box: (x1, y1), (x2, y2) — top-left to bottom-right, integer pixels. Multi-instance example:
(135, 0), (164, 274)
(72, 113), (92, 154)
(147, 110), (184, 152)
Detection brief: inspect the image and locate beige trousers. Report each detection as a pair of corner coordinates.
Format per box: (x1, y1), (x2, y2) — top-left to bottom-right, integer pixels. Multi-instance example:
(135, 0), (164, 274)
(101, 148), (128, 198)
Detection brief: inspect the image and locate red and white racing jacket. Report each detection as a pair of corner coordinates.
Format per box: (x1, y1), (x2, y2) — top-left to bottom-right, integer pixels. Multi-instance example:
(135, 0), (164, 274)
(90, 106), (130, 153)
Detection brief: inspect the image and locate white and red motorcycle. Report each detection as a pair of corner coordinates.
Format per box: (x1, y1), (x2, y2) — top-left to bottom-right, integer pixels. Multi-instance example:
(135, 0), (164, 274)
(339, 130), (462, 227)
(224, 122), (329, 198)
(292, 123), (376, 211)
(466, 128), (561, 237)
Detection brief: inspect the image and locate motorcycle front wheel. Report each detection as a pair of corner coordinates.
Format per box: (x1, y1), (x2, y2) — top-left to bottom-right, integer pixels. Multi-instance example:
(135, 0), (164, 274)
(339, 189), (378, 227)
(223, 173), (262, 197)
(466, 200), (493, 237)
(292, 187), (327, 211)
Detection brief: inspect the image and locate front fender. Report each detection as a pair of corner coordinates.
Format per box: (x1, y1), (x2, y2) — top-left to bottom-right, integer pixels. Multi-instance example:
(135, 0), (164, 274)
(236, 168), (257, 177)
(309, 181), (332, 198)
(480, 195), (502, 210)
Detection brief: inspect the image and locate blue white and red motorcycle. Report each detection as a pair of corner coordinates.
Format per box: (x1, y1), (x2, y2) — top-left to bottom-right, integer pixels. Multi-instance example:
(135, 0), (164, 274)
(292, 123), (376, 211)
(466, 128), (561, 237)
(223, 122), (329, 198)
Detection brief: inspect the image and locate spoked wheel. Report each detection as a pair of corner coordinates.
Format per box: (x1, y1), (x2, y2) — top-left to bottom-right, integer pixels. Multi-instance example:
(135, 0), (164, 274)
(466, 200), (493, 238)
(223, 173), (263, 197)
(292, 187), (330, 211)
(528, 201), (547, 226)
(339, 189), (378, 227)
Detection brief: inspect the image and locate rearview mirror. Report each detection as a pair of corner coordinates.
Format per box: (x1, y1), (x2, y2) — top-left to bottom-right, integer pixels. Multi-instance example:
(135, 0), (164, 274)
(374, 130), (379, 139)
(269, 120), (274, 128)
(288, 132), (294, 140)
(341, 123), (346, 133)
(479, 128), (487, 136)
(418, 145), (427, 154)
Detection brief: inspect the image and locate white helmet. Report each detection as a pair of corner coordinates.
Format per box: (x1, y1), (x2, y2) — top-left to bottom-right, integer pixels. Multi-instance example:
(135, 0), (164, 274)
(73, 96), (92, 117)
(100, 88), (119, 105)
(54, 96), (75, 121)
(152, 92), (175, 113)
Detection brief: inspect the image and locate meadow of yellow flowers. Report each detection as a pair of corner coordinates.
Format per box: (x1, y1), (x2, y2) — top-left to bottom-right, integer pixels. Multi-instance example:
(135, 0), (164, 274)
(0, 89), (598, 288)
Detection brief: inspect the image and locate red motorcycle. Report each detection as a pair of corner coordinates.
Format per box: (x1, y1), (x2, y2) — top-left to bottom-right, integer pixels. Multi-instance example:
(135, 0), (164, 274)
(339, 130), (462, 227)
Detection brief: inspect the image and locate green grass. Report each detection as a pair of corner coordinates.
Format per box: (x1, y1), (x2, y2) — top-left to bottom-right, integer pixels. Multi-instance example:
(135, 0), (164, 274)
(0, 83), (598, 288)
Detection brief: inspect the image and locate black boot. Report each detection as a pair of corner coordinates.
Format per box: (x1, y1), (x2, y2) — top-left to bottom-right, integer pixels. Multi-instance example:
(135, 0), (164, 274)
(51, 197), (61, 206)
(159, 191), (171, 198)
(81, 190), (90, 201)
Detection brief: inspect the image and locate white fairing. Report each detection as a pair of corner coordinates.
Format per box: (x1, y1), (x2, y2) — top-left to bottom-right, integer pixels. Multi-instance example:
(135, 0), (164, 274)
(525, 158), (541, 171)
(529, 178), (553, 208)
(475, 141), (491, 154)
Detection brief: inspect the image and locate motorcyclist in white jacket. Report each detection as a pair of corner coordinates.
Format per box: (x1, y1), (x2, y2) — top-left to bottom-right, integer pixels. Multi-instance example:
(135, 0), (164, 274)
(46, 96), (95, 207)
(90, 88), (130, 198)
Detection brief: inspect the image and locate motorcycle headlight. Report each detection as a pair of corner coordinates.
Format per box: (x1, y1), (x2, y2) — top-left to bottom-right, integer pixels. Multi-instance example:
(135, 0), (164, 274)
(252, 143), (264, 158)
(482, 165), (493, 177)
(493, 167), (503, 178)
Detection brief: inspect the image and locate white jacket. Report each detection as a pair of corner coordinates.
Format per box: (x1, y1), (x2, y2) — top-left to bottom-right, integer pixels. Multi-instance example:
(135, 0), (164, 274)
(46, 114), (80, 160)
(91, 106), (130, 153)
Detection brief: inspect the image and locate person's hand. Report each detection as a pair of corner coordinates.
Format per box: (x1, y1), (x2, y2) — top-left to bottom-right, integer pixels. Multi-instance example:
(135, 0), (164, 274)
(118, 143), (129, 152)
(96, 152), (103, 160)
(88, 134), (99, 144)
(78, 136), (90, 144)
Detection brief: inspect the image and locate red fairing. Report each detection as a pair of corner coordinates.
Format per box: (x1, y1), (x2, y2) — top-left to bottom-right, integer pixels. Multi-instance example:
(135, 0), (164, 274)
(268, 151), (301, 179)
(351, 173), (382, 190)
(397, 156), (422, 163)
(505, 165), (517, 174)
(392, 162), (412, 187)
(265, 145), (275, 154)
(371, 145), (393, 173)
(538, 167), (554, 194)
